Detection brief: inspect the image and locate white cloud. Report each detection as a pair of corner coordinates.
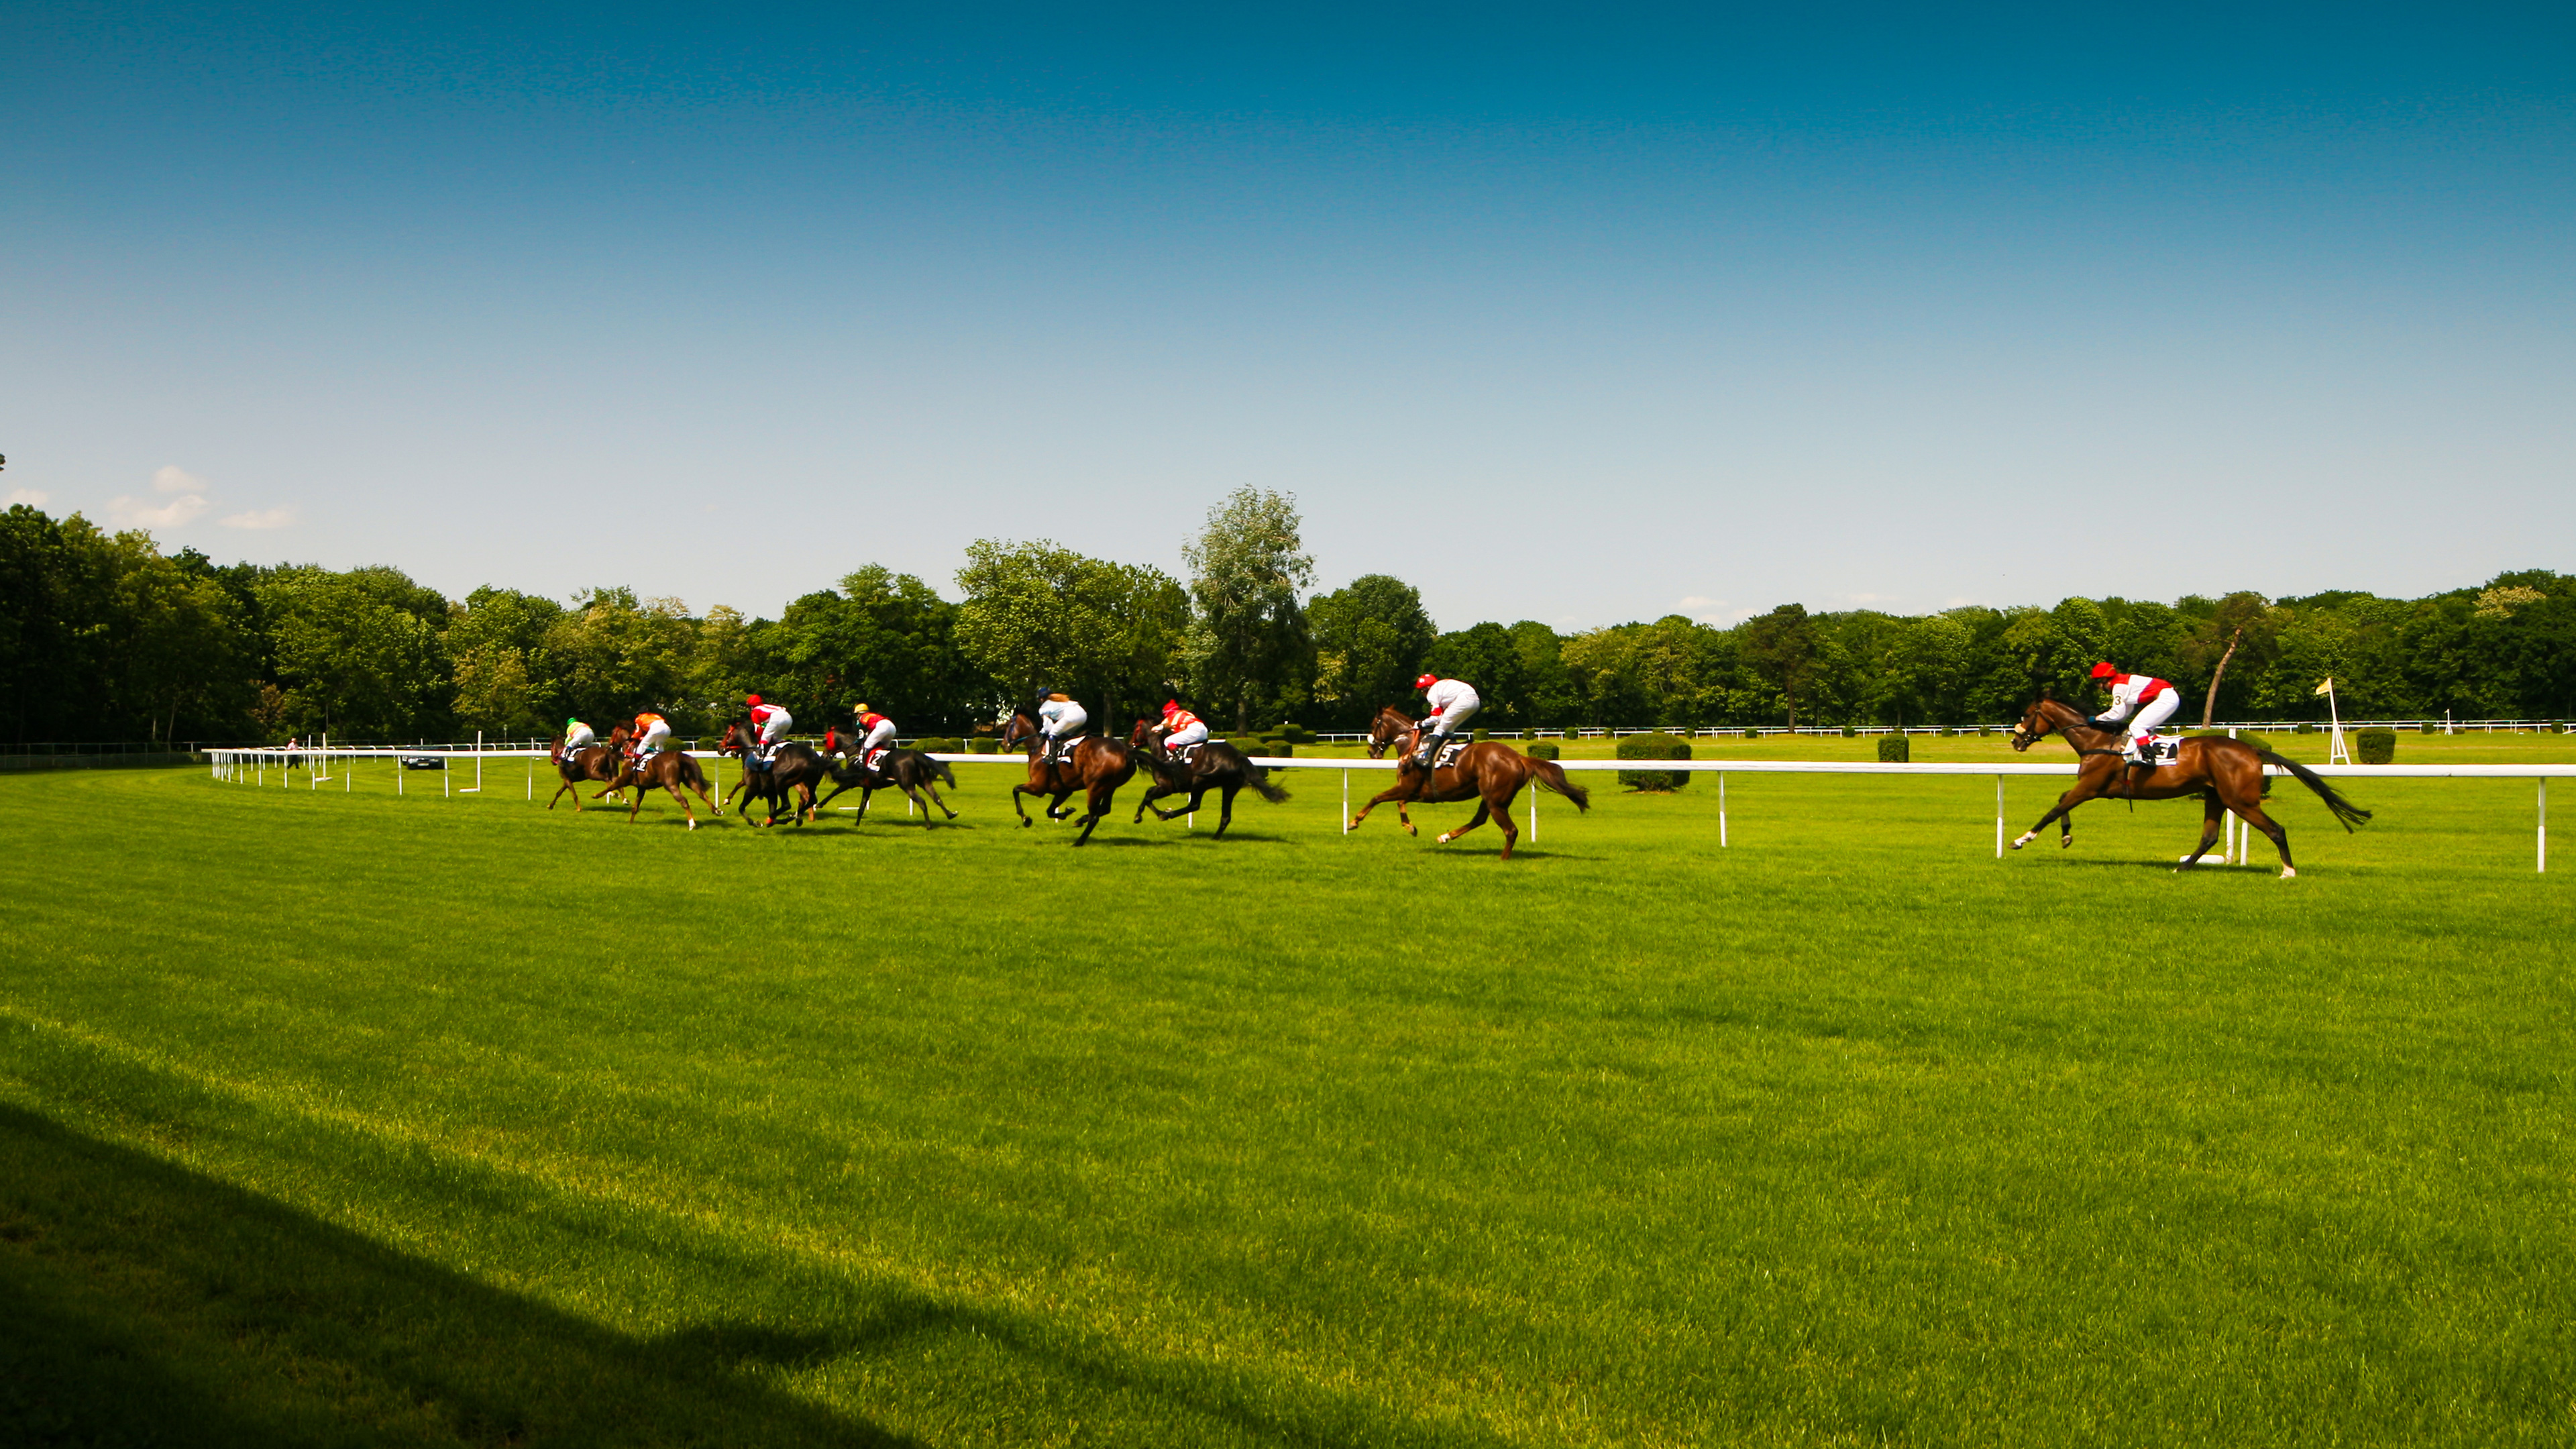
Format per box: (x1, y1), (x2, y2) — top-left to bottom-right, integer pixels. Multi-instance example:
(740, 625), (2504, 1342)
(1678, 595), (1721, 609)
(108, 493), (210, 529)
(3, 488), (48, 508)
(153, 465), (208, 494)
(219, 506), (297, 530)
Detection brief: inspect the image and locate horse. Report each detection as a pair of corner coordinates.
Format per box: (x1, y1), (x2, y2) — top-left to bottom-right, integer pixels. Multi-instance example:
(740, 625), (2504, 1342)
(812, 731), (961, 824)
(593, 745), (719, 828)
(2008, 696), (2371, 877)
(998, 706), (1136, 846)
(1365, 705), (1417, 759)
(1347, 722), (1589, 860)
(1126, 719), (1289, 837)
(547, 724), (631, 811)
(716, 720), (829, 827)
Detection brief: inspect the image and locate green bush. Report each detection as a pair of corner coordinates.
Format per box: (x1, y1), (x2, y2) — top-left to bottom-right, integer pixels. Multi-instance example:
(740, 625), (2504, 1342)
(1841, 725), (1856, 738)
(1878, 735), (1911, 763)
(1937, 727), (1954, 737)
(2295, 722), (2314, 735)
(909, 737), (952, 754)
(1743, 728), (1760, 740)
(1615, 732), (1691, 790)
(967, 737), (998, 755)
(2421, 720), (2439, 734)
(1472, 728), (1491, 743)
(2356, 729), (2396, 765)
(1526, 741), (1560, 761)
(1560, 729), (1578, 740)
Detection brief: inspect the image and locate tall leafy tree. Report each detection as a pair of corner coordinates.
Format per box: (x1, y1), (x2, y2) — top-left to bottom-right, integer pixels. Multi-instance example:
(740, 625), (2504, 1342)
(1181, 488), (1315, 730)
(956, 540), (1187, 727)
(256, 566), (454, 741)
(1739, 603), (1823, 727)
(1307, 574), (1436, 730)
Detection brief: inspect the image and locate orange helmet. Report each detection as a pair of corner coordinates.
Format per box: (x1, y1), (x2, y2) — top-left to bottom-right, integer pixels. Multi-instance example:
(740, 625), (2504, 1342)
(1415, 674), (1438, 690)
(2088, 662), (2117, 681)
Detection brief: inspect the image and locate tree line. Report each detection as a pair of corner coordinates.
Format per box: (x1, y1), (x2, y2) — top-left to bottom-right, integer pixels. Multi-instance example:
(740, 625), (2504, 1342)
(4, 495), (2571, 747)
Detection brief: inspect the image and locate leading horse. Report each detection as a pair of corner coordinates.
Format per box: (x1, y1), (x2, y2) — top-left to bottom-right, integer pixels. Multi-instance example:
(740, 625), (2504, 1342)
(998, 706), (1136, 846)
(2009, 697), (2370, 877)
(1126, 719), (1289, 837)
(1348, 719), (1589, 860)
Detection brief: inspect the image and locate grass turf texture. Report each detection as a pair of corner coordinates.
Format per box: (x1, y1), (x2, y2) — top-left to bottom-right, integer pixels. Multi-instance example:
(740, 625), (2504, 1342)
(3, 743), (2573, 1447)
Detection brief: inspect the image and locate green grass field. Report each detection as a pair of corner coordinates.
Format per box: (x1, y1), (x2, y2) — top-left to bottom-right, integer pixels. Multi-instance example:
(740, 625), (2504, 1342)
(4, 735), (2572, 1446)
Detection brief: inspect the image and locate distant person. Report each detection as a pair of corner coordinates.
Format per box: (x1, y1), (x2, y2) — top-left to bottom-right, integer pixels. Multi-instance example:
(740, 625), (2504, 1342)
(629, 710), (672, 765)
(746, 694), (792, 769)
(851, 703), (898, 769)
(1412, 674), (1480, 768)
(1159, 698), (1208, 759)
(1036, 688), (1087, 765)
(559, 716), (594, 763)
(2089, 661), (2181, 766)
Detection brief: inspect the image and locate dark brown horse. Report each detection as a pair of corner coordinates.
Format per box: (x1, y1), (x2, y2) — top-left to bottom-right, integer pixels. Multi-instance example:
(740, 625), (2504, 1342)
(546, 724), (631, 810)
(594, 745), (718, 827)
(998, 706), (1136, 845)
(717, 720), (828, 827)
(812, 733), (961, 824)
(2009, 697), (2370, 877)
(1126, 719), (1289, 836)
(1348, 721), (1589, 860)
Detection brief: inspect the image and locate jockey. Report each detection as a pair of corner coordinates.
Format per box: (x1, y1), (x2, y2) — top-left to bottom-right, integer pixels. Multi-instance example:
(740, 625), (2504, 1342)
(853, 703), (898, 769)
(2088, 662), (2181, 765)
(561, 716), (595, 755)
(747, 694), (792, 769)
(1413, 674), (1481, 768)
(629, 710), (672, 764)
(1036, 688), (1087, 765)
(1159, 699), (1208, 759)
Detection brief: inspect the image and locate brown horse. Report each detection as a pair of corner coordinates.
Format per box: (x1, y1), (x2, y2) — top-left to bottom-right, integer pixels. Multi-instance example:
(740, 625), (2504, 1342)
(1348, 722), (1589, 860)
(547, 724), (631, 810)
(594, 746), (718, 827)
(1365, 706), (1417, 759)
(998, 706), (1136, 845)
(812, 733), (961, 824)
(1126, 719), (1290, 836)
(716, 721), (828, 827)
(2009, 697), (2370, 877)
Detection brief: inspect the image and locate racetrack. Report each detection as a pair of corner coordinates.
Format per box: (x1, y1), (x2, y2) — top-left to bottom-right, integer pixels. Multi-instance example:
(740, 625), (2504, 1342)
(3, 742), (2571, 1446)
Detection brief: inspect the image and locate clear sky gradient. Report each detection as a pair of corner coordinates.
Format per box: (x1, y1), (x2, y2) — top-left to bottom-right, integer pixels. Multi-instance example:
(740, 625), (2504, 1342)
(5, 3), (2570, 627)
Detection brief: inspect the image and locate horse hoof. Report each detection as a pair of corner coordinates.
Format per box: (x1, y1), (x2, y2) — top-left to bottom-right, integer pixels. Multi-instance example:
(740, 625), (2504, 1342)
(1436, 833), (1454, 845)
(2279, 867), (2298, 879)
(688, 820), (697, 831)
(2059, 837), (2073, 849)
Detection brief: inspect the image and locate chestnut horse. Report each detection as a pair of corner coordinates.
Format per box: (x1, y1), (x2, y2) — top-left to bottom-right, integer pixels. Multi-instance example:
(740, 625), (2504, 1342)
(2009, 697), (2370, 877)
(812, 732), (961, 824)
(717, 720), (828, 827)
(998, 706), (1136, 846)
(1365, 706), (1417, 759)
(594, 746), (718, 828)
(1126, 719), (1289, 837)
(1348, 721), (1589, 860)
(547, 723), (631, 810)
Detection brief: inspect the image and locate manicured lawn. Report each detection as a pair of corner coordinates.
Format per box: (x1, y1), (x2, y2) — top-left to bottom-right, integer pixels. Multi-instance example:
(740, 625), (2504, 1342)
(3, 749), (2571, 1446)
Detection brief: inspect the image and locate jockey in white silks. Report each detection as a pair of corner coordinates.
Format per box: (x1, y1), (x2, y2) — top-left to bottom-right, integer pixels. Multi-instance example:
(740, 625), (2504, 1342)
(561, 716), (595, 758)
(629, 710), (672, 762)
(1036, 690), (1087, 764)
(746, 694), (793, 768)
(1412, 674), (1481, 768)
(1159, 700), (1209, 758)
(2089, 662), (2181, 765)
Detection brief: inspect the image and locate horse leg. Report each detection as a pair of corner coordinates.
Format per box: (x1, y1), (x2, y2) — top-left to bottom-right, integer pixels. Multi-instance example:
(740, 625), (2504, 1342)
(2236, 801), (2295, 878)
(1073, 781), (1109, 846)
(1133, 778), (1167, 824)
(1350, 782), (1411, 832)
(666, 781), (698, 830)
(1440, 801), (1493, 848)
(548, 777), (576, 812)
(1212, 784), (1238, 837)
(921, 777), (958, 820)
(1011, 782), (1036, 828)
(2178, 792), (2223, 870)
(2012, 786), (2092, 851)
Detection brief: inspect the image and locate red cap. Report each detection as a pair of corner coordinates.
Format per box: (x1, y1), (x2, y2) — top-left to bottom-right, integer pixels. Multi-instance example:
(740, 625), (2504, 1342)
(1415, 674), (1438, 690)
(1162, 700), (1181, 717)
(2088, 663), (2116, 680)
(747, 693), (763, 706)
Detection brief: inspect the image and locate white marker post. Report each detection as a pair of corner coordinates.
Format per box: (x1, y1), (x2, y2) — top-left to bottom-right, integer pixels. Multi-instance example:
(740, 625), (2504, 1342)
(1719, 772), (1728, 848)
(1995, 775), (2004, 859)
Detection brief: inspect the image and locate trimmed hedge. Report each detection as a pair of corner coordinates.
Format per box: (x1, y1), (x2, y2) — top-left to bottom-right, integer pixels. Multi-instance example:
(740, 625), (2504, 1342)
(1615, 732), (1691, 790)
(909, 737), (956, 754)
(1841, 725), (1857, 738)
(1472, 728), (1491, 743)
(2421, 720), (2439, 733)
(967, 737), (999, 755)
(2356, 729), (2396, 765)
(1878, 735), (1911, 763)
(1526, 741), (1560, 761)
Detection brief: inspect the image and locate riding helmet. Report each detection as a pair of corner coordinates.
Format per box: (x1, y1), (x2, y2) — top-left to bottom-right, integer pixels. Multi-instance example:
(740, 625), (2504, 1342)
(2088, 662), (2117, 680)
(1415, 674), (1438, 690)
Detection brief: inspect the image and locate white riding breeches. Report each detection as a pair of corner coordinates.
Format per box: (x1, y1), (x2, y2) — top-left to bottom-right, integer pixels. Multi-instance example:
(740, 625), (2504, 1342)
(1164, 721), (1209, 752)
(563, 727), (596, 753)
(637, 722), (672, 754)
(2125, 690), (2179, 741)
(1425, 697), (1479, 740)
(860, 720), (898, 755)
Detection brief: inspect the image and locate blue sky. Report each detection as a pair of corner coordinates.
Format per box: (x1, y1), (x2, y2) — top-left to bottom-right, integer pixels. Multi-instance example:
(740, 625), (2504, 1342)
(4, 3), (2569, 628)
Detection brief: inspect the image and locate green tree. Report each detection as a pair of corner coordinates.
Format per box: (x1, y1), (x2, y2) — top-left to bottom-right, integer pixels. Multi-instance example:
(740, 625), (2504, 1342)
(1307, 575), (1436, 730)
(956, 541), (1187, 727)
(1739, 604), (1823, 727)
(1181, 488), (1315, 731)
(544, 588), (696, 731)
(256, 566), (454, 741)
(446, 587), (568, 739)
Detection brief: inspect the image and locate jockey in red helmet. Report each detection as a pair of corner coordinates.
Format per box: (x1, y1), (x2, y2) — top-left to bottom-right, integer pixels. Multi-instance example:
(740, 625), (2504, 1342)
(1412, 674), (1481, 768)
(746, 693), (792, 769)
(2088, 661), (2181, 765)
(1159, 698), (1208, 759)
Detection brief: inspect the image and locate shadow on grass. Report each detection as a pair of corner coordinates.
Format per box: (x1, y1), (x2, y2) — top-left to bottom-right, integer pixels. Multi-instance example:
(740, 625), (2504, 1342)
(0, 1104), (1488, 1449)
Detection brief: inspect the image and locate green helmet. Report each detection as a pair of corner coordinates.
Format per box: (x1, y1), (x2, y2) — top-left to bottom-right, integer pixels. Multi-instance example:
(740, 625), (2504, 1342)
(566, 716), (579, 728)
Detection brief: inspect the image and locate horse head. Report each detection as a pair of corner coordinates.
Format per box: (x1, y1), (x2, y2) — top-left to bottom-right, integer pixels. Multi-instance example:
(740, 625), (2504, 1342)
(1366, 706), (1414, 760)
(715, 720), (746, 756)
(2010, 698), (2086, 752)
(998, 708), (1037, 751)
(1128, 718), (1154, 749)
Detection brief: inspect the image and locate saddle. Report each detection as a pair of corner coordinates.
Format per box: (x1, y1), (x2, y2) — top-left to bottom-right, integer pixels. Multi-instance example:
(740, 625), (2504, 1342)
(2125, 735), (2179, 767)
(864, 747), (891, 771)
(1167, 742), (1202, 765)
(1419, 737), (1469, 770)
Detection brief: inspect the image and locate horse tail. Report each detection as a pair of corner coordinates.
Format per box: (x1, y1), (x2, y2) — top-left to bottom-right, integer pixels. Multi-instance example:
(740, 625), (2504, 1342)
(928, 755), (957, 788)
(1529, 755), (1591, 812)
(1245, 760), (1291, 804)
(2253, 749), (2372, 832)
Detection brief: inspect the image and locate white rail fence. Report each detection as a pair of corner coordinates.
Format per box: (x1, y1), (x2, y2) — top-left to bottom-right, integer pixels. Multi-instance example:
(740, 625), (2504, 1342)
(207, 746), (2568, 873)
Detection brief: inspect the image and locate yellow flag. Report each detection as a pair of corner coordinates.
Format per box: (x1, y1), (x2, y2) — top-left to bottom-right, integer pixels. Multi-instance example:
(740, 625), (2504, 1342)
(2313, 677), (2335, 696)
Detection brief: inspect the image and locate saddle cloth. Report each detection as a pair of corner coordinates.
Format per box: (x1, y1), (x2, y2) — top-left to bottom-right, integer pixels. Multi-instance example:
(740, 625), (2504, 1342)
(1431, 737), (1469, 769)
(1169, 743), (1201, 764)
(2127, 735), (2180, 766)
(864, 747), (890, 771)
